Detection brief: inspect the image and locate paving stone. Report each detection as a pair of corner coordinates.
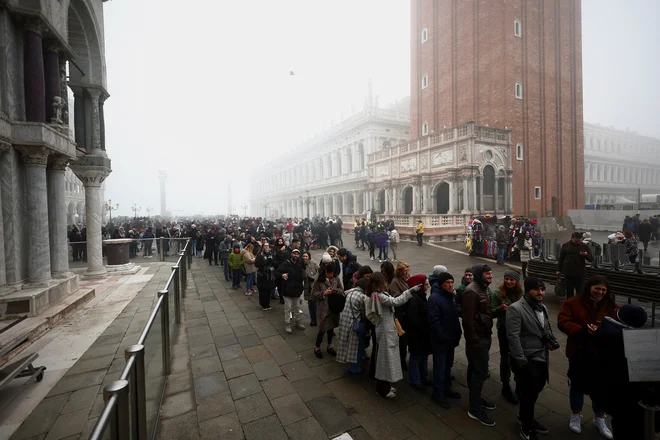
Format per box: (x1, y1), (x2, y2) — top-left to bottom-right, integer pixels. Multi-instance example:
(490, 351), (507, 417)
(261, 376), (296, 401)
(254, 325), (280, 338)
(89, 392), (105, 419)
(222, 357), (254, 379)
(326, 377), (371, 407)
(187, 310), (207, 319)
(194, 373), (229, 399)
(210, 325), (235, 337)
(161, 391), (195, 419)
(65, 354), (114, 376)
(348, 427), (374, 440)
(237, 334), (262, 348)
(190, 343), (218, 360)
(228, 373), (262, 400)
(43, 407), (89, 440)
(187, 325), (212, 337)
(251, 359), (282, 381)
(284, 416), (328, 440)
(214, 334), (239, 348)
(80, 342), (120, 360)
(243, 345), (272, 364)
(78, 416), (99, 440)
(170, 355), (191, 374)
(196, 391), (235, 423)
(268, 345), (300, 366)
(394, 404), (460, 440)
(47, 369), (107, 397)
(232, 325), (256, 337)
(306, 395), (360, 438)
(199, 412), (244, 440)
(11, 394), (69, 439)
(291, 376), (332, 402)
(60, 385), (100, 414)
(271, 392), (312, 426)
(312, 360), (349, 383)
(243, 414), (287, 440)
(350, 396), (413, 440)
(192, 355), (223, 377)
(159, 411), (201, 440)
(218, 344), (245, 362)
(234, 391), (274, 424)
(189, 332), (215, 348)
(165, 371), (194, 396)
(281, 360), (316, 382)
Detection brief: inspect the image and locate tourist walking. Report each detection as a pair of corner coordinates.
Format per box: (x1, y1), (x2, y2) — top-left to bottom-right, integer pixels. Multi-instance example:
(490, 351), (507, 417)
(415, 220), (424, 246)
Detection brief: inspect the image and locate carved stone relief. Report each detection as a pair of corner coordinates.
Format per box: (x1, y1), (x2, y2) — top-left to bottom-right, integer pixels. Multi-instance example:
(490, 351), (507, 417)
(432, 149), (454, 166)
(421, 155), (428, 170)
(400, 157), (417, 173)
(376, 164), (389, 177)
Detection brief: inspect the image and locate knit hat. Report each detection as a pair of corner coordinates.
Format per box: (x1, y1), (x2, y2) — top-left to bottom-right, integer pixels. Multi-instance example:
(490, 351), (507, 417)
(617, 305), (647, 328)
(503, 269), (521, 282)
(524, 276), (545, 292)
(407, 274), (428, 291)
(431, 265), (448, 275)
(321, 252), (332, 263)
(435, 272), (454, 287)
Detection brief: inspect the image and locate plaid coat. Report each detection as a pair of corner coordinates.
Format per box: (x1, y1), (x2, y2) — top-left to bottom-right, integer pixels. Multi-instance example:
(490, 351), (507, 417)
(336, 287), (366, 364)
(373, 290), (413, 383)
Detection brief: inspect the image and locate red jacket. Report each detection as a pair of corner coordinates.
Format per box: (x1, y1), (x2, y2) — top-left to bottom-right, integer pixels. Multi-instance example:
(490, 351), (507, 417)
(557, 295), (619, 358)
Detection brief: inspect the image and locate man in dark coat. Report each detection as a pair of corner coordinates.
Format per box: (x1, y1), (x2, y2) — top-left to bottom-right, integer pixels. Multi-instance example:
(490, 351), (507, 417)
(557, 232), (593, 298)
(337, 248), (360, 289)
(428, 272), (462, 409)
(275, 248), (305, 333)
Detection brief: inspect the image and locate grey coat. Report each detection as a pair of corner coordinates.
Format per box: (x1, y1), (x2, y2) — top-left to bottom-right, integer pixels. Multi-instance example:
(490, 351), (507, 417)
(506, 297), (552, 367)
(373, 290), (412, 383)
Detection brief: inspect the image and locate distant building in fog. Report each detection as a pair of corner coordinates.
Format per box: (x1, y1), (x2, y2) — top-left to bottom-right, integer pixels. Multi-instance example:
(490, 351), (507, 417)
(583, 123), (660, 207)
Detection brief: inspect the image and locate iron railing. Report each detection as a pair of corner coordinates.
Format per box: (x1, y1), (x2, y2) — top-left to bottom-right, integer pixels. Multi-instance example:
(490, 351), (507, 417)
(88, 239), (193, 440)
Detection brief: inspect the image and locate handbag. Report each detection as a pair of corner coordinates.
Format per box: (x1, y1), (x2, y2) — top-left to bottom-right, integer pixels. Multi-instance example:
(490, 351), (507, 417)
(394, 317), (406, 336)
(554, 275), (566, 298)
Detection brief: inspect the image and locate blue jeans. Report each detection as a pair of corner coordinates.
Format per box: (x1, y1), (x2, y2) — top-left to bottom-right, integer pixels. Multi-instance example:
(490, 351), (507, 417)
(190, 239), (196, 255)
(378, 246), (388, 260)
(348, 327), (366, 374)
(232, 269), (242, 288)
(569, 372), (604, 414)
(246, 273), (255, 291)
(222, 258), (230, 279)
(497, 247), (505, 264)
(408, 354), (429, 385)
(432, 347), (455, 399)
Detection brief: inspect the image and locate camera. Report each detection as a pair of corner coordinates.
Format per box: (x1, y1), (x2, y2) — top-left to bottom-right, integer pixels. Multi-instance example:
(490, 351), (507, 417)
(541, 332), (560, 350)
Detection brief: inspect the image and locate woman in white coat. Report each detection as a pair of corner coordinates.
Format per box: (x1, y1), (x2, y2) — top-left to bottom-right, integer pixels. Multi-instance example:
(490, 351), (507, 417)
(367, 272), (420, 398)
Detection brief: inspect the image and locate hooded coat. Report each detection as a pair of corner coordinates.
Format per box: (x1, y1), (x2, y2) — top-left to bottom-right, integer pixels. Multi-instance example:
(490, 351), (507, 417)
(461, 264), (494, 347)
(406, 281), (432, 356)
(427, 274), (462, 350)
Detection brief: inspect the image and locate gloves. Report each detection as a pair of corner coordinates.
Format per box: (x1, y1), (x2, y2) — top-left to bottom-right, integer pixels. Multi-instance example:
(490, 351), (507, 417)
(407, 284), (423, 295)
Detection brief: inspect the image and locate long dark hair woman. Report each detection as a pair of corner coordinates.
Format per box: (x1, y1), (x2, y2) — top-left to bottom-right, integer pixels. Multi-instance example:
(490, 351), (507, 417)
(311, 262), (344, 359)
(557, 275), (618, 438)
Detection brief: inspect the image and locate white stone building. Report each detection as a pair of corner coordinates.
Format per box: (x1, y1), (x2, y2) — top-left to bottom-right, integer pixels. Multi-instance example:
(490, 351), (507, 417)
(251, 92), (411, 220)
(1, 0), (112, 300)
(584, 123), (660, 206)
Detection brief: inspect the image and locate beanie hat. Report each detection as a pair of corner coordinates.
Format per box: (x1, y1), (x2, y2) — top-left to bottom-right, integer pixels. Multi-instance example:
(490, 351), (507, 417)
(435, 272), (455, 287)
(503, 269), (521, 282)
(617, 304), (647, 328)
(321, 252), (332, 263)
(524, 276), (544, 293)
(407, 274), (428, 291)
(432, 265), (448, 276)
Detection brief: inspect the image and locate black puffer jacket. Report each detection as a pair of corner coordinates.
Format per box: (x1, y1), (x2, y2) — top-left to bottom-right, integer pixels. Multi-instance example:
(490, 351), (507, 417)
(275, 259), (305, 298)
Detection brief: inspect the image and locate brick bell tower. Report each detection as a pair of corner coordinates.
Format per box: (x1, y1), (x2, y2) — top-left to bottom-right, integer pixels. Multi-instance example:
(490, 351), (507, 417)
(410, 0), (584, 217)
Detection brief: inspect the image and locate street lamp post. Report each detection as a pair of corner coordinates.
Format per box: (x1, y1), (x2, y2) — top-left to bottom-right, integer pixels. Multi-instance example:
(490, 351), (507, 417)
(131, 203), (142, 219)
(146, 206), (154, 218)
(105, 199), (119, 223)
(242, 202), (248, 217)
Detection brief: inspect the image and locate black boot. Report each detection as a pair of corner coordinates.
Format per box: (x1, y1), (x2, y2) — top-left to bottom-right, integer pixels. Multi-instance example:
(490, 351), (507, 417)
(502, 384), (519, 405)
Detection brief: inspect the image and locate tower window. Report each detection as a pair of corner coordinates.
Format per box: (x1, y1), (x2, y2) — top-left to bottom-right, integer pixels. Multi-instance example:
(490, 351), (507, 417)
(421, 28), (428, 43)
(421, 75), (428, 89)
(534, 186), (541, 200)
(422, 121), (429, 136)
(514, 20), (522, 37)
(516, 143), (523, 160)
(515, 82), (523, 99)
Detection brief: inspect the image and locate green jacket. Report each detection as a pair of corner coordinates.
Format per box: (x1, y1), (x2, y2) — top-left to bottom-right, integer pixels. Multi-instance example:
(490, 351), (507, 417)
(490, 287), (520, 330)
(228, 252), (244, 270)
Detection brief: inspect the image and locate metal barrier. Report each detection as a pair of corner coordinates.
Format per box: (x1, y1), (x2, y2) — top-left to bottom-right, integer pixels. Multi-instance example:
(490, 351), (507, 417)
(88, 239), (192, 440)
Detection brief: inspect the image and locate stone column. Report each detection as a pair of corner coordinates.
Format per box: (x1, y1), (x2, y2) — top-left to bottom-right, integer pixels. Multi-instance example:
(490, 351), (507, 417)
(86, 88), (104, 153)
(44, 44), (62, 123)
(47, 155), (72, 277)
(20, 147), (52, 285)
(0, 143), (8, 288)
(353, 191), (359, 215)
(494, 177), (500, 213)
(412, 185), (420, 214)
(448, 180), (455, 213)
(472, 176), (478, 212)
(74, 170), (109, 278)
(391, 186), (398, 214)
(462, 177), (470, 213)
(506, 176), (513, 213)
(422, 181), (431, 214)
(23, 20), (46, 122)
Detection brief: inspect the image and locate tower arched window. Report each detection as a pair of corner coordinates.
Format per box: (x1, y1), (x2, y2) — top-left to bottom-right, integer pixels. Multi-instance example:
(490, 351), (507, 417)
(421, 75), (428, 89)
(421, 28), (428, 43)
(515, 82), (523, 99)
(514, 19), (522, 37)
(422, 121), (429, 136)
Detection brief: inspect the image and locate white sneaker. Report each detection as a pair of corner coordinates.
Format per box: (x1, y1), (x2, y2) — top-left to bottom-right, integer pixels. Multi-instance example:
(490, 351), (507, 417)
(295, 322), (306, 330)
(385, 390), (396, 398)
(569, 414), (582, 433)
(285, 324), (292, 334)
(593, 417), (613, 439)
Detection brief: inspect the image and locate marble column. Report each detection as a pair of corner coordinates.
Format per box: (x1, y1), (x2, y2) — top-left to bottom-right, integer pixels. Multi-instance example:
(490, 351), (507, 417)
(47, 155), (71, 277)
(422, 181), (431, 214)
(0, 144), (8, 288)
(412, 185), (420, 214)
(353, 191), (359, 215)
(75, 171), (109, 278)
(472, 177), (478, 212)
(494, 177), (500, 212)
(23, 20), (46, 122)
(21, 147), (52, 285)
(391, 186), (398, 214)
(462, 177), (470, 213)
(478, 175), (484, 212)
(86, 88), (104, 153)
(506, 177), (513, 213)
(44, 44), (61, 123)
(448, 180), (455, 213)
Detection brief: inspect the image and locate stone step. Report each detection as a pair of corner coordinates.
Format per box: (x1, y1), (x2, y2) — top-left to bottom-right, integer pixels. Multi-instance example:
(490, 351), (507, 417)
(0, 274), (80, 317)
(0, 287), (95, 365)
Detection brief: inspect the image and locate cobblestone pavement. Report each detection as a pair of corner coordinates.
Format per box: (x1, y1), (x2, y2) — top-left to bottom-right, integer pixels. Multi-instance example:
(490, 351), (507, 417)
(156, 242), (610, 440)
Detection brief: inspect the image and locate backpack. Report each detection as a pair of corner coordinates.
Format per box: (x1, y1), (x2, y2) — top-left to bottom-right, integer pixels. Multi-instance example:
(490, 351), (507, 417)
(390, 230), (399, 244)
(328, 293), (346, 314)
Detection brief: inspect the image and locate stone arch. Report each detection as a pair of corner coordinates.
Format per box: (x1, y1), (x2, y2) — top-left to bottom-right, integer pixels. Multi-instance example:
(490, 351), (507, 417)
(346, 148), (353, 173)
(376, 189), (386, 214)
(335, 194), (343, 215)
(328, 195), (334, 215)
(66, 0), (105, 86)
(482, 165), (496, 211)
(402, 185), (413, 215)
(345, 192), (354, 214)
(434, 182), (450, 214)
(335, 150), (342, 175)
(357, 143), (365, 169)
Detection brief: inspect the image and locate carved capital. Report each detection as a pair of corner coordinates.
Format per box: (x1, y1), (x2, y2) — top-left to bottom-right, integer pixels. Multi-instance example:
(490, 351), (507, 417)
(48, 154), (70, 171)
(86, 87), (102, 103)
(18, 146), (50, 166)
(71, 169), (108, 188)
(45, 41), (61, 54)
(23, 18), (46, 36)
(0, 140), (11, 155)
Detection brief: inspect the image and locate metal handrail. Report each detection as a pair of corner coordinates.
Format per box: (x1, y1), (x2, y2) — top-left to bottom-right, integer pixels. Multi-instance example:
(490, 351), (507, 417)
(88, 239), (191, 440)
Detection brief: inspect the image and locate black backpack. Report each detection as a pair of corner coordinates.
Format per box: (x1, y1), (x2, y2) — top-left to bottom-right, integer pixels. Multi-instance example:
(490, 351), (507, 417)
(328, 293), (346, 314)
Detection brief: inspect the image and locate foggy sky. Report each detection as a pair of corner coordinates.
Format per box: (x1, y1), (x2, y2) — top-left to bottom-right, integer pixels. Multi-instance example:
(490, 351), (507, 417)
(101, 0), (659, 217)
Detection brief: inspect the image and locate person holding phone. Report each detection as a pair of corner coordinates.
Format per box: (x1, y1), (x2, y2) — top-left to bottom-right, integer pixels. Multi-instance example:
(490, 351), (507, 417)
(558, 275), (618, 439)
(557, 232), (593, 298)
